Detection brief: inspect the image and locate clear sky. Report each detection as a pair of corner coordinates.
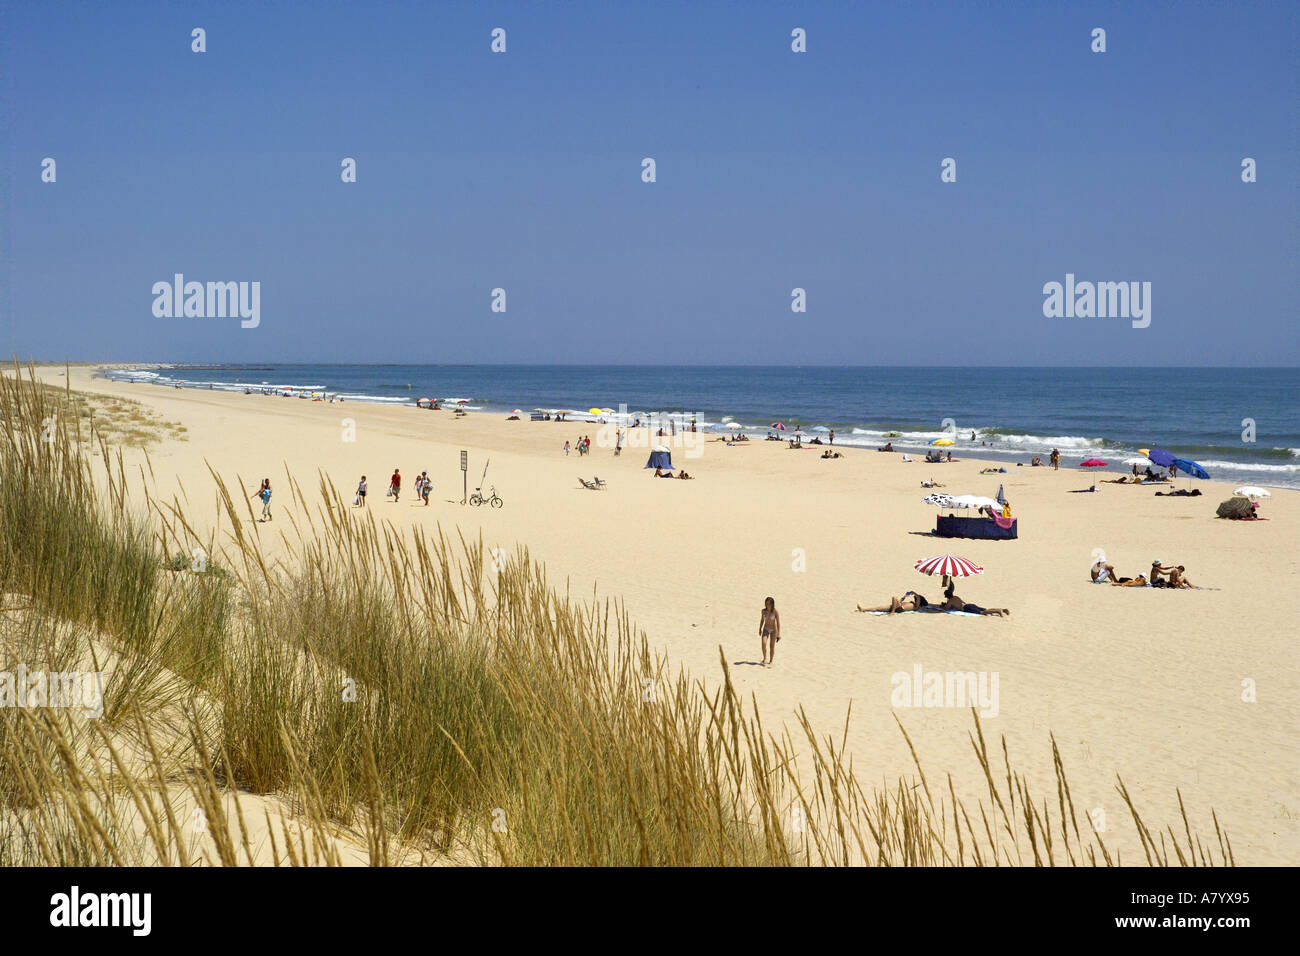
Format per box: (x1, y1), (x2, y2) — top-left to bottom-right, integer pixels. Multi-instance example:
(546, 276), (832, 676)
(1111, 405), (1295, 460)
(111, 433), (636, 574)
(2, 0), (1296, 365)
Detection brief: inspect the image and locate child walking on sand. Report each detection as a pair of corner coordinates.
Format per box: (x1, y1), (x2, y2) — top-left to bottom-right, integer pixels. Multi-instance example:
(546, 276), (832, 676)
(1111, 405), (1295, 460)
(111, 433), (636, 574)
(388, 469), (401, 502)
(252, 479), (272, 522)
(759, 596), (781, 666)
(354, 475), (367, 507)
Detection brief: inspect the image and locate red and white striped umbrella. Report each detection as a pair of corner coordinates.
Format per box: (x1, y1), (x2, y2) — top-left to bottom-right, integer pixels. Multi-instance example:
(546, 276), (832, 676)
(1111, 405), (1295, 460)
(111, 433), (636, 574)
(914, 555), (983, 578)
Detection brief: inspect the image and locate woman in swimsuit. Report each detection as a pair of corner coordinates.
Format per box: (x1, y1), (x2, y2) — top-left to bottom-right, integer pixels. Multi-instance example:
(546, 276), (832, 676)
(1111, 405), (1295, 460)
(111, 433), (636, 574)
(759, 596), (781, 666)
(856, 591), (929, 614)
(1111, 574), (1148, 587)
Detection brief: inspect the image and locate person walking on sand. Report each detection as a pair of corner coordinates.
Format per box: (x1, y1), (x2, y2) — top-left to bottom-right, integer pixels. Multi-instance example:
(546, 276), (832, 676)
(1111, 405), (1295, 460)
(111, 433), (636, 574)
(354, 475), (367, 507)
(252, 479), (272, 522)
(564, 441), (571, 456)
(413, 472), (424, 501)
(389, 469), (401, 502)
(615, 429), (623, 456)
(1050, 448), (1061, 470)
(759, 596), (781, 666)
(420, 471), (431, 506)
(829, 429), (835, 445)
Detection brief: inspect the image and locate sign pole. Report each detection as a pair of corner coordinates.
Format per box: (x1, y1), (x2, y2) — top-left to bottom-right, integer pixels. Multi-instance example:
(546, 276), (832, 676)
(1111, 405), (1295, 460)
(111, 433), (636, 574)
(460, 450), (468, 504)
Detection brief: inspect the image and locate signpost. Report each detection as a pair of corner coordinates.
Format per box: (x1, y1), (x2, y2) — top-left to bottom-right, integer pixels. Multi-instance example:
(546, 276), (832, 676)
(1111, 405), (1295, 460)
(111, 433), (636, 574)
(460, 450), (468, 504)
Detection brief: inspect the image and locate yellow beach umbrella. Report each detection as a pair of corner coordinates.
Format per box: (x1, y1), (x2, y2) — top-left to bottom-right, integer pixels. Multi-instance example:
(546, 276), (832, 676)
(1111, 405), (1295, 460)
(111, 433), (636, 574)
(589, 407), (603, 415)
(931, 438), (955, 446)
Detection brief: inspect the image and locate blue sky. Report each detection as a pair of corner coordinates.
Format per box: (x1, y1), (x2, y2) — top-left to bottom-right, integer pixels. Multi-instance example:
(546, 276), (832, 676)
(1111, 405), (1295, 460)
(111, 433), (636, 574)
(2, 0), (1296, 365)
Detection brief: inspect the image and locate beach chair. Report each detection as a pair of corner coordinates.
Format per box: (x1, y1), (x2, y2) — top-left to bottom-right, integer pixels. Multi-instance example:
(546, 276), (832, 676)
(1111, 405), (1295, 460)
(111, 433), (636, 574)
(593, 476), (607, 489)
(578, 477), (602, 490)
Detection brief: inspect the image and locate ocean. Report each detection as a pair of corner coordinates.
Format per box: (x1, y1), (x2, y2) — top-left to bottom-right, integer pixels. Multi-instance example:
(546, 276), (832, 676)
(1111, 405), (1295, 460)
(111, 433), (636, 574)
(101, 365), (1300, 490)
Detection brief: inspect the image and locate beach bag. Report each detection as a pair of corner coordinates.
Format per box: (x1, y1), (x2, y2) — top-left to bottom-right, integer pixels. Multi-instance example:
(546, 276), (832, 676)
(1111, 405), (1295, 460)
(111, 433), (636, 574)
(386, 487), (394, 498)
(352, 494), (360, 506)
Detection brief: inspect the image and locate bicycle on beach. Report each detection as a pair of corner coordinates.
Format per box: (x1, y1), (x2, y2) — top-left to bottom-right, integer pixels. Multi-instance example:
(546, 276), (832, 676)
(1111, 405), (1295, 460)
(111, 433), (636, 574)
(469, 485), (503, 508)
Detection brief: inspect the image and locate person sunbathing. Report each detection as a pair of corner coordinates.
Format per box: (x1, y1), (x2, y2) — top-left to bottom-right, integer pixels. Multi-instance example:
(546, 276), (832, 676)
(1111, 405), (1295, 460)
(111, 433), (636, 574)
(676, 470), (694, 479)
(856, 591), (930, 614)
(941, 584), (1009, 616)
(1167, 565), (1198, 588)
(1030, 456), (1043, 466)
(878, 442), (894, 452)
(1090, 561), (1114, 583)
(1110, 574), (1148, 587)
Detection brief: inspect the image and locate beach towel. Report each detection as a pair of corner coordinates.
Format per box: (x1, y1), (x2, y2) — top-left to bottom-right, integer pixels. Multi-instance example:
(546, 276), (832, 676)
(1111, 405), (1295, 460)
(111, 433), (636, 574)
(993, 514), (1014, 530)
(863, 608), (986, 617)
(1096, 583), (1220, 591)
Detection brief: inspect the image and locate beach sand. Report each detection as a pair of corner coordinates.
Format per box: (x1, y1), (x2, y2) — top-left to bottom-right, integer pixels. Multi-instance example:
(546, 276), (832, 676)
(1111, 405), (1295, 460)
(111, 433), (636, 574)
(30, 365), (1300, 865)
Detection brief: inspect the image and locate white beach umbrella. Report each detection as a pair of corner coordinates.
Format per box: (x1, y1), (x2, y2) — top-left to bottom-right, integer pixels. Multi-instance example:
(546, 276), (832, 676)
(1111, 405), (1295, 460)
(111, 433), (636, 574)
(947, 495), (1003, 510)
(1233, 486), (1271, 498)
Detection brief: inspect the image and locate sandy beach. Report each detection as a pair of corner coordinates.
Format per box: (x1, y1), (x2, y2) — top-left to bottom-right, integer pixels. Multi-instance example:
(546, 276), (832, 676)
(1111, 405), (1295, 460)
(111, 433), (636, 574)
(25, 365), (1300, 866)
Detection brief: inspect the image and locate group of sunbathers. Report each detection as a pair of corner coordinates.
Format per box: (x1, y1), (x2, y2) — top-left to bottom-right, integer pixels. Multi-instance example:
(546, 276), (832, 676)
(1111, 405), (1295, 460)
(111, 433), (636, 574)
(1090, 558), (1199, 588)
(821, 449), (842, 458)
(856, 576), (1009, 616)
(923, 450), (953, 463)
(1104, 465), (1171, 485)
(652, 468), (694, 479)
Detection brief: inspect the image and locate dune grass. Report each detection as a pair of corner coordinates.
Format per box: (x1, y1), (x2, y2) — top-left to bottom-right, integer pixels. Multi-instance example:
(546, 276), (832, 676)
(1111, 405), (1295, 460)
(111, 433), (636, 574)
(0, 363), (1234, 866)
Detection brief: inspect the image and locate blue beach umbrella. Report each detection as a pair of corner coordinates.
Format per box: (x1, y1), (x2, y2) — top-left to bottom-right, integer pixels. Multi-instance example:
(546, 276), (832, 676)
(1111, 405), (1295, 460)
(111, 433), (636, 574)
(1144, 448), (1177, 468)
(1172, 458), (1210, 480)
(812, 425), (830, 432)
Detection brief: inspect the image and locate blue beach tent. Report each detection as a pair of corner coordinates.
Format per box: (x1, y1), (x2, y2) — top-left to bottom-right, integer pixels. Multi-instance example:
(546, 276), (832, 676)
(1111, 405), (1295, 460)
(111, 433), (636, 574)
(645, 447), (674, 470)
